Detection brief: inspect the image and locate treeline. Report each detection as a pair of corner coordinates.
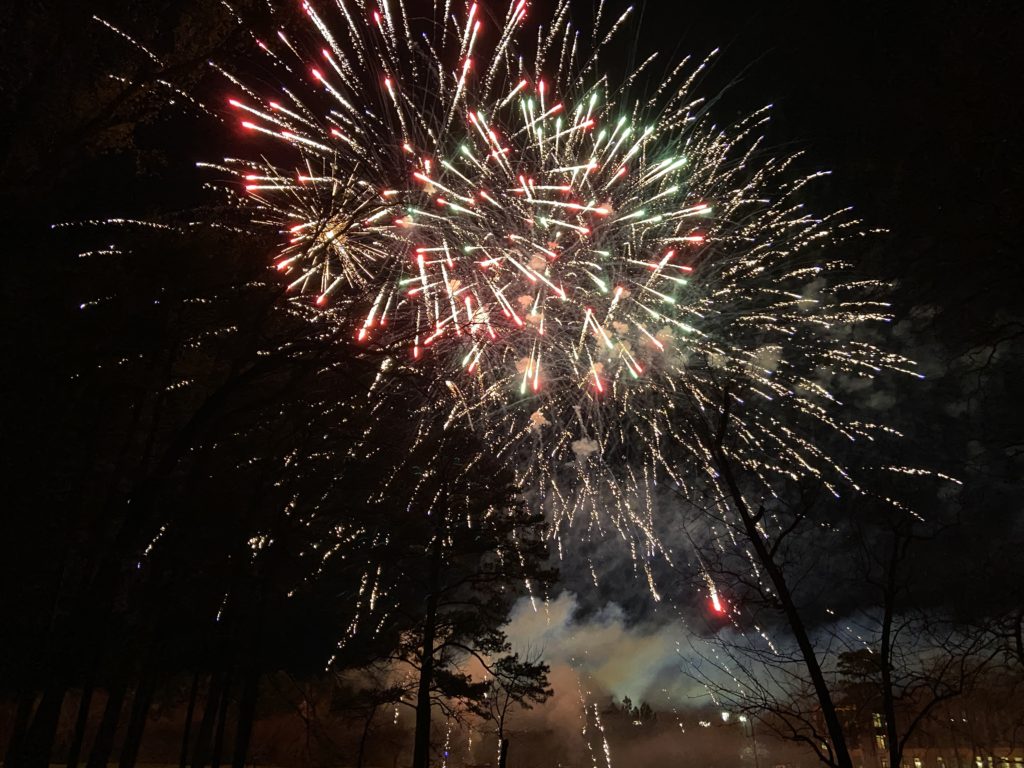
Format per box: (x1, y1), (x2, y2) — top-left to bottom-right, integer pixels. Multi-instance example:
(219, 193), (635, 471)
(0, 6), (554, 760)
(1, 201), (554, 768)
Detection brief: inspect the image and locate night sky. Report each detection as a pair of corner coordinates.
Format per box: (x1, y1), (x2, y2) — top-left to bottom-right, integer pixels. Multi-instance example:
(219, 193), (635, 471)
(1, 2), (1022, 767)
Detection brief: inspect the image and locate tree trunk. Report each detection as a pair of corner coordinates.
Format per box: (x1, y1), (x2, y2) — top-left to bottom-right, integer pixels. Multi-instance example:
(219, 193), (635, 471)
(880, 533), (903, 768)
(66, 683), (95, 768)
(230, 670), (259, 768)
(1014, 609), (1024, 668)
(210, 673), (233, 768)
(21, 683), (66, 768)
(3, 690), (35, 768)
(711, 435), (853, 768)
(411, 536), (443, 768)
(86, 682), (127, 768)
(191, 669), (227, 768)
(118, 674), (157, 768)
(179, 671), (202, 768)
(230, 588), (266, 768)
(356, 705), (377, 768)
(497, 737), (509, 768)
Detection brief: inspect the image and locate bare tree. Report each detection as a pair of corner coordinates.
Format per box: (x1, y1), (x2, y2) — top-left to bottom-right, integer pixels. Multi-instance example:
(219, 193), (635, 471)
(684, 456), (1002, 768)
(680, 386), (856, 768)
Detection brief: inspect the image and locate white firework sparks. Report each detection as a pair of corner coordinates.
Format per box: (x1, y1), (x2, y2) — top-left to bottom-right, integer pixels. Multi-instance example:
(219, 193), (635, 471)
(210, 0), (921, 567)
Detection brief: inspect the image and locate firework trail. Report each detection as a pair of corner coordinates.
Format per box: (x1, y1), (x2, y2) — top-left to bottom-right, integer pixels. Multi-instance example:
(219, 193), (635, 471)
(119, 0), (939, 603)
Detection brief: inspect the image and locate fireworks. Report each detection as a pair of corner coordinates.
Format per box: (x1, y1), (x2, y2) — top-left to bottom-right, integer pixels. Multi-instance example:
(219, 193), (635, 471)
(201, 0), (925, 570)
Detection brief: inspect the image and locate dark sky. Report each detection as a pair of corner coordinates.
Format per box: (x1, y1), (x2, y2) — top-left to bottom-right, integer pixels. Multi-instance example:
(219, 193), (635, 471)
(523, 0), (1024, 614)
(1, 0), (1020, 556)
(647, 1), (1022, 301)
(1, 0), (1020, 606)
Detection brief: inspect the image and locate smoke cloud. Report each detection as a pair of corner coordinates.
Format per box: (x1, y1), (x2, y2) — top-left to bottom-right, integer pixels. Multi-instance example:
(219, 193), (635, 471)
(505, 591), (703, 708)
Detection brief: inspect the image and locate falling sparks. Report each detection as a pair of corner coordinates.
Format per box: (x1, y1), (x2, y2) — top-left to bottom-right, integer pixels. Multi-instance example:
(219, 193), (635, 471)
(83, 1), (947, 651)
(197, 0), (937, 561)
(207, 0), (929, 570)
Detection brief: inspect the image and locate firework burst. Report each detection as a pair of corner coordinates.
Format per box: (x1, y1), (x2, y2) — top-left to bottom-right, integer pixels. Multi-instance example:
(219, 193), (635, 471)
(201, 0), (925, 570)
